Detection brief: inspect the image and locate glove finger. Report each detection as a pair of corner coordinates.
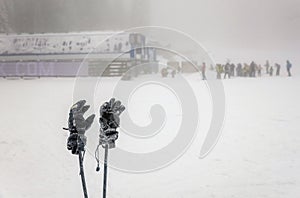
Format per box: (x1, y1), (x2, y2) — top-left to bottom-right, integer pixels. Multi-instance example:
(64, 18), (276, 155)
(71, 100), (86, 113)
(100, 102), (110, 116)
(112, 100), (121, 112)
(85, 114), (95, 130)
(68, 110), (75, 128)
(111, 115), (120, 127)
(116, 105), (125, 115)
(109, 98), (116, 109)
(81, 105), (90, 114)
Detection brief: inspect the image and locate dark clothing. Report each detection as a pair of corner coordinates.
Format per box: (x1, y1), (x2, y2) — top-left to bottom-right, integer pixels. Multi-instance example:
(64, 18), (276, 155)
(265, 61), (270, 74)
(269, 67), (273, 76)
(230, 64), (235, 77)
(257, 65), (262, 77)
(275, 64), (281, 76)
(250, 62), (256, 77)
(287, 61), (292, 76)
(236, 64), (242, 77)
(224, 64), (231, 79)
(287, 68), (291, 76)
(171, 70), (176, 78)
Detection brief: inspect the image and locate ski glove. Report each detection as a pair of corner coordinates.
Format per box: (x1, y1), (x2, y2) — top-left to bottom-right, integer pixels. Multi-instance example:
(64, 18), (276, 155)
(68, 100), (95, 134)
(65, 100), (95, 154)
(99, 98), (125, 130)
(99, 98), (125, 148)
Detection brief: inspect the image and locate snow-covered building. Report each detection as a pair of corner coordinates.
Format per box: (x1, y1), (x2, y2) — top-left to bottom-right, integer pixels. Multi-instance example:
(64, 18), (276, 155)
(0, 32), (158, 77)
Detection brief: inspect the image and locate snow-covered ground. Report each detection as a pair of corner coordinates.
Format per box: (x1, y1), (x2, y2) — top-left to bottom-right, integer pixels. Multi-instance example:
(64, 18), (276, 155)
(0, 72), (299, 198)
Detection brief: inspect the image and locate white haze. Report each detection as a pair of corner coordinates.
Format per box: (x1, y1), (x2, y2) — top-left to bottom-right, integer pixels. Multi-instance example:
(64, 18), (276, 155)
(0, 0), (299, 71)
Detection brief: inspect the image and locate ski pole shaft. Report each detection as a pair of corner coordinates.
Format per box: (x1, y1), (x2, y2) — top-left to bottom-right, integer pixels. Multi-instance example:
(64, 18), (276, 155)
(79, 151), (89, 198)
(103, 144), (109, 198)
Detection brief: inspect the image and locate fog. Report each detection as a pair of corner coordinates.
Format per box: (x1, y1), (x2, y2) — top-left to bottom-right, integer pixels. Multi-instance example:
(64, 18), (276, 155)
(0, 0), (299, 67)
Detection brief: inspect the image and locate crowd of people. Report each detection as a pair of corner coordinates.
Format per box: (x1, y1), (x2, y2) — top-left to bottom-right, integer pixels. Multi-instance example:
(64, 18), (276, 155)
(201, 60), (293, 80)
(161, 67), (177, 78)
(160, 60), (293, 80)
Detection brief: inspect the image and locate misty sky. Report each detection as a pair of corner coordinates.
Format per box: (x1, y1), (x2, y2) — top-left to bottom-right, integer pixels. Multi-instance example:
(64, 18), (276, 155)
(0, 0), (299, 64)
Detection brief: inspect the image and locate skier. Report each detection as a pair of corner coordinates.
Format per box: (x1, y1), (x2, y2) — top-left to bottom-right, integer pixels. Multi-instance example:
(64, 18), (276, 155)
(265, 60), (270, 74)
(257, 64), (262, 77)
(171, 69), (176, 78)
(286, 60), (292, 77)
(275, 63), (281, 76)
(249, 61), (256, 77)
(236, 63), (242, 77)
(216, 64), (222, 79)
(230, 63), (235, 77)
(269, 66), (274, 76)
(224, 63), (231, 79)
(243, 63), (249, 77)
(161, 68), (168, 77)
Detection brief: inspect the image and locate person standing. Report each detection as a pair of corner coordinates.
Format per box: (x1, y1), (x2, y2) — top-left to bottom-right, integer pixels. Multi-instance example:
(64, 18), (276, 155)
(269, 66), (274, 76)
(265, 60), (270, 74)
(201, 62), (207, 80)
(236, 63), (242, 77)
(257, 64), (262, 77)
(224, 63), (231, 79)
(286, 60), (292, 77)
(216, 64), (222, 79)
(250, 61), (256, 77)
(275, 63), (281, 76)
(230, 63), (235, 77)
(161, 68), (168, 77)
(171, 69), (176, 78)
(243, 63), (247, 77)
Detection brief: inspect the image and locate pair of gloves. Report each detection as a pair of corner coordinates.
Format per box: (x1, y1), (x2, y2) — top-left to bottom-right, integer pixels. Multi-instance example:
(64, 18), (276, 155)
(65, 98), (125, 154)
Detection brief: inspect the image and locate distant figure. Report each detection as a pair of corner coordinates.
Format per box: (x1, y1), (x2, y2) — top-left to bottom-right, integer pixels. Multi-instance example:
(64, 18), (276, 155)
(243, 63), (250, 77)
(265, 60), (270, 74)
(230, 63), (235, 77)
(275, 63), (281, 76)
(171, 69), (176, 78)
(250, 61), (256, 77)
(201, 62), (207, 80)
(286, 60), (292, 77)
(269, 66), (274, 76)
(216, 64), (222, 79)
(257, 64), (262, 77)
(224, 63), (231, 79)
(236, 63), (243, 77)
(161, 68), (168, 77)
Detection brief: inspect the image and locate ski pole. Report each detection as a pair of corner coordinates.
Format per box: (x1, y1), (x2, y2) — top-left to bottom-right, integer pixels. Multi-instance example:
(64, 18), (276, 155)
(79, 151), (89, 198)
(102, 143), (109, 198)
(64, 100), (95, 198)
(98, 98), (125, 198)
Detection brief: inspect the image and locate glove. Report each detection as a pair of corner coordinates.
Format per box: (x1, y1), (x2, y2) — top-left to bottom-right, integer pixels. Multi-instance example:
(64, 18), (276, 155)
(65, 100), (95, 154)
(99, 98), (125, 131)
(67, 133), (86, 154)
(99, 98), (125, 148)
(68, 100), (95, 134)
